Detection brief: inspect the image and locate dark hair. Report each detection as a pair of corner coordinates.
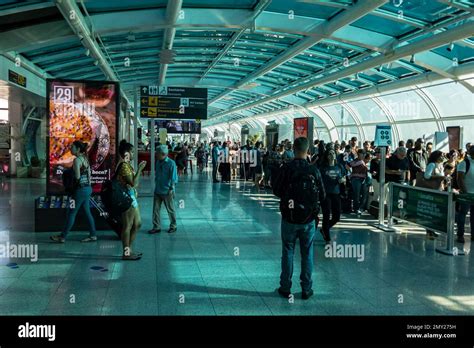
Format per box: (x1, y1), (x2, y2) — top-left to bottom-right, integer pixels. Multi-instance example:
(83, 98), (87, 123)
(428, 150), (444, 164)
(399, 140), (405, 147)
(448, 149), (458, 158)
(294, 137), (309, 153)
(119, 139), (133, 158)
(72, 141), (88, 153)
(426, 142), (433, 147)
(468, 145), (474, 157)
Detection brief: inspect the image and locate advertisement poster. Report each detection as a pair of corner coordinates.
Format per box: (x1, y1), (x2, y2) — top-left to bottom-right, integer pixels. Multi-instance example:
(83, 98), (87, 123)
(47, 79), (119, 194)
(446, 126), (462, 151)
(294, 118), (308, 139)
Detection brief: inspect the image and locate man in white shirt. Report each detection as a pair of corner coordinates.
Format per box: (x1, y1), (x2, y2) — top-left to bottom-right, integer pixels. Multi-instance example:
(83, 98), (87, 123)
(456, 145), (474, 243)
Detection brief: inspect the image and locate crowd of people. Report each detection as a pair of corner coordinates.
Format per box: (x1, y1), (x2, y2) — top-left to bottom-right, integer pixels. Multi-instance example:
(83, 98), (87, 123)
(48, 135), (473, 280)
(197, 136), (473, 245)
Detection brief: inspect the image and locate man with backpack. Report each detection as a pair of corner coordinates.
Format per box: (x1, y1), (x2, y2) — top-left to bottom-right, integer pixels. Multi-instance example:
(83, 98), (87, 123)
(456, 144), (474, 243)
(272, 137), (325, 300)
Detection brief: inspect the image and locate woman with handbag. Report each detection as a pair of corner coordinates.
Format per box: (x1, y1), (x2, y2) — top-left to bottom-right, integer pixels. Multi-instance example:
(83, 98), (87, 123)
(418, 150), (447, 239)
(51, 141), (97, 243)
(116, 140), (147, 260)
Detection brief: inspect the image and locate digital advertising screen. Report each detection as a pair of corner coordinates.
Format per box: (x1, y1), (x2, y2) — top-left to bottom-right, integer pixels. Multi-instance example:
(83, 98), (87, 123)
(294, 117), (309, 139)
(446, 126), (462, 151)
(46, 79), (119, 194)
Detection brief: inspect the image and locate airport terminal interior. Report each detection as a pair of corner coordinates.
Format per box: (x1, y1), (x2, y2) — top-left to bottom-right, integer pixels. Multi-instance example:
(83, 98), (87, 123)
(0, 0), (473, 317)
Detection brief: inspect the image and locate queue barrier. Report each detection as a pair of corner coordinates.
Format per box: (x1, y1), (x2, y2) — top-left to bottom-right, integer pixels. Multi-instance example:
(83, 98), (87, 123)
(386, 182), (466, 256)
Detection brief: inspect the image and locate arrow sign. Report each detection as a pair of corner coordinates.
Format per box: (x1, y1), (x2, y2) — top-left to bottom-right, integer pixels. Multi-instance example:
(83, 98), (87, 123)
(142, 87), (148, 94)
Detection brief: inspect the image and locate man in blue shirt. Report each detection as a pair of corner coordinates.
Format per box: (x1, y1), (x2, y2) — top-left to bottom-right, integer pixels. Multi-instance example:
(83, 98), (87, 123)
(211, 141), (220, 183)
(148, 145), (178, 234)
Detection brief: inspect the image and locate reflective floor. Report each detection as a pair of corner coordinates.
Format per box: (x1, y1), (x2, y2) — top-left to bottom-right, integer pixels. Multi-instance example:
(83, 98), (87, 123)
(0, 169), (472, 316)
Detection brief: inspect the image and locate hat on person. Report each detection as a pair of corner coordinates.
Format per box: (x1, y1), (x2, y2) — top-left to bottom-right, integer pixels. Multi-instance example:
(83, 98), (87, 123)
(157, 145), (169, 155)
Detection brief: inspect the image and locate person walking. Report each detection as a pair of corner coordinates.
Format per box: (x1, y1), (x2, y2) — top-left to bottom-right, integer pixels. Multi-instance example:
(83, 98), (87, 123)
(148, 145), (178, 234)
(272, 137), (325, 300)
(319, 149), (344, 242)
(51, 141), (97, 243)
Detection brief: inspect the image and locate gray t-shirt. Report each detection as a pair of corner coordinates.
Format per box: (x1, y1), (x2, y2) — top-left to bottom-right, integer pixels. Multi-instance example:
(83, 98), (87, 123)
(457, 156), (474, 193)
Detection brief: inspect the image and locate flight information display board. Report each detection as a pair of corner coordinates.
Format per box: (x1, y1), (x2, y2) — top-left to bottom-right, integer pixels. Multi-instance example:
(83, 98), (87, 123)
(139, 86), (207, 120)
(154, 120), (201, 134)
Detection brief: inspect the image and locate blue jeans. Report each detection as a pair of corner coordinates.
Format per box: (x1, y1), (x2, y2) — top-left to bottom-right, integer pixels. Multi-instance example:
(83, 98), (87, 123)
(351, 177), (367, 212)
(280, 219), (315, 293)
(62, 186), (96, 239)
(456, 203), (474, 237)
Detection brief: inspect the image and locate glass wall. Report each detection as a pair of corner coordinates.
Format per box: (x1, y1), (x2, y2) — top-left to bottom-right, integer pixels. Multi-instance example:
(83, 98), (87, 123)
(206, 78), (473, 146)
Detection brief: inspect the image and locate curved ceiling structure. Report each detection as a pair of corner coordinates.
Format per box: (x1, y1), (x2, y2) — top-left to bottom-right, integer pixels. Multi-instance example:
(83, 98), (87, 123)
(1, 0), (473, 142)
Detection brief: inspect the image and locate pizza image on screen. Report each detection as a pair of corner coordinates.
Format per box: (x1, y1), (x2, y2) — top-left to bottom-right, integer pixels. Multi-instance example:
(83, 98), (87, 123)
(49, 101), (110, 174)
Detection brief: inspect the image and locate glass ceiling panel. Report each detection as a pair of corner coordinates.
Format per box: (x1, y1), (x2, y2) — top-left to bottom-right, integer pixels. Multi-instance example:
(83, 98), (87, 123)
(432, 45), (474, 62)
(397, 122), (439, 142)
(323, 105), (356, 125)
(266, 0), (344, 20)
(352, 15), (415, 37)
(184, 0), (258, 9)
(380, 0), (459, 23)
(361, 125), (376, 141)
(379, 90), (433, 121)
(349, 99), (389, 123)
(423, 81), (474, 118)
(338, 126), (360, 141)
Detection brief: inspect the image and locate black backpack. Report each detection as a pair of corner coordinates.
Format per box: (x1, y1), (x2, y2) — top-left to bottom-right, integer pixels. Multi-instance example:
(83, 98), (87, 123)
(100, 163), (133, 215)
(62, 167), (75, 195)
(277, 161), (321, 224)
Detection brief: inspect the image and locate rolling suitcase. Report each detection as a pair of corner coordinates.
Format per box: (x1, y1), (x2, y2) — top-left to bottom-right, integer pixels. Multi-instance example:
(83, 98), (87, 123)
(89, 196), (122, 238)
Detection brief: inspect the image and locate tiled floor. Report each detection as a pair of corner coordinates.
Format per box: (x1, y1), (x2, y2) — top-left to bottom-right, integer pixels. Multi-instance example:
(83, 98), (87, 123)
(0, 168), (472, 316)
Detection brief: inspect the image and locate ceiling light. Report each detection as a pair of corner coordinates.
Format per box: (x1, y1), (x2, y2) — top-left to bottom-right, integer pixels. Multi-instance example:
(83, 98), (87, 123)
(410, 55), (415, 64)
(447, 42), (454, 52)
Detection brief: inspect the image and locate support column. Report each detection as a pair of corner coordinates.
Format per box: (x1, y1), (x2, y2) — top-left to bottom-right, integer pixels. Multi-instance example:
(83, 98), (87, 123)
(9, 101), (22, 176)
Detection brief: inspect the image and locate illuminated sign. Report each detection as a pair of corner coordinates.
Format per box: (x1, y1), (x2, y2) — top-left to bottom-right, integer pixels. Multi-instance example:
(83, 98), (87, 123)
(140, 86), (207, 120)
(46, 79), (119, 194)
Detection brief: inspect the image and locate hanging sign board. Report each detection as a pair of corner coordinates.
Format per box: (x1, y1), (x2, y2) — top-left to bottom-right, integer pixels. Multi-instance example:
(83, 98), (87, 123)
(374, 124), (392, 147)
(139, 86), (207, 120)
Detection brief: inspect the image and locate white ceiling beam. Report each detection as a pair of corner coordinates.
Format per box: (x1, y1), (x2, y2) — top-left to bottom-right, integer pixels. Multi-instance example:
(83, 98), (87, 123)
(209, 0), (388, 105)
(158, 0), (183, 85)
(209, 20), (474, 122)
(54, 0), (132, 106)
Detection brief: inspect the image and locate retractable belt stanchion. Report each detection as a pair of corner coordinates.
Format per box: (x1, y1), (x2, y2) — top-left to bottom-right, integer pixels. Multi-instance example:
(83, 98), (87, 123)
(436, 188), (465, 256)
(374, 146), (395, 232)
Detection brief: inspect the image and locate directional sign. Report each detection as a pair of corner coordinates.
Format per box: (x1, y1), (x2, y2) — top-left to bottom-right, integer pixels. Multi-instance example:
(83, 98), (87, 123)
(374, 124), (392, 147)
(140, 86), (207, 120)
